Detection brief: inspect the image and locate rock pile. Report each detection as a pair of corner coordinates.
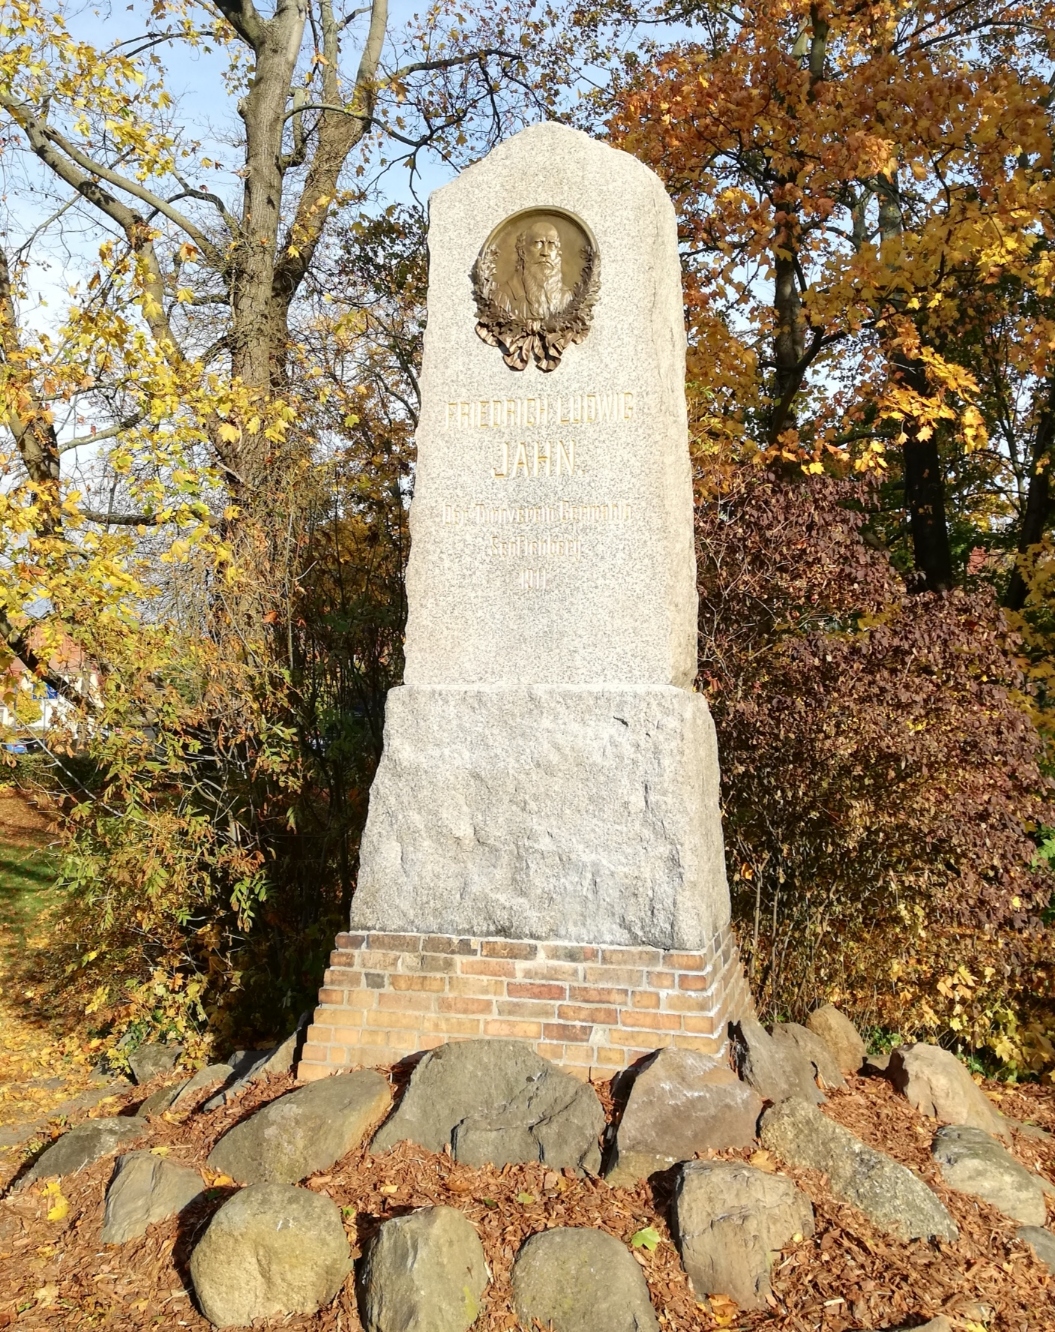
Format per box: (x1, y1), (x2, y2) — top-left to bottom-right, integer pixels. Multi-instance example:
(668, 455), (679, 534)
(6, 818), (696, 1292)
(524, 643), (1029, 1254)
(4, 1007), (1053, 1329)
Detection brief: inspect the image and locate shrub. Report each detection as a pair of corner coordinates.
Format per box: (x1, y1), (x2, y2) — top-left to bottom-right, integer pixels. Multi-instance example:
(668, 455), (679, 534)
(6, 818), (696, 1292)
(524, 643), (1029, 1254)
(698, 469), (1055, 1073)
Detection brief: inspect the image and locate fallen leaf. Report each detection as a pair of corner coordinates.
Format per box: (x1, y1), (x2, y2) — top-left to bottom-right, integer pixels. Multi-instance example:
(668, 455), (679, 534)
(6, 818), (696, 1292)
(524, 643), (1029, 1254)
(41, 1181), (68, 1222)
(517, 1191), (536, 1205)
(34, 1285), (59, 1308)
(708, 1293), (739, 1328)
(630, 1225), (661, 1251)
(749, 1149), (775, 1172)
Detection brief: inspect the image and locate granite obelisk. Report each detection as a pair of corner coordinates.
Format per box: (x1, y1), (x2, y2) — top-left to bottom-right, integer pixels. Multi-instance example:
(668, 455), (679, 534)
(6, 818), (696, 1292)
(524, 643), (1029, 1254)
(300, 123), (751, 1080)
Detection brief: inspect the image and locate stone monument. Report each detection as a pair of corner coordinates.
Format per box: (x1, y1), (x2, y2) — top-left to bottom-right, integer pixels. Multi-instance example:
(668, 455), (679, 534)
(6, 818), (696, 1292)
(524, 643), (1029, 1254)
(299, 122), (752, 1082)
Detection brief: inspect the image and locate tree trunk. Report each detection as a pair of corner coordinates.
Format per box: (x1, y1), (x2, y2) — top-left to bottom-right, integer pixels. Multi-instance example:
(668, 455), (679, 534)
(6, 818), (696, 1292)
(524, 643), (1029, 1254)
(892, 354), (954, 593)
(877, 171), (953, 593)
(229, 0), (308, 413)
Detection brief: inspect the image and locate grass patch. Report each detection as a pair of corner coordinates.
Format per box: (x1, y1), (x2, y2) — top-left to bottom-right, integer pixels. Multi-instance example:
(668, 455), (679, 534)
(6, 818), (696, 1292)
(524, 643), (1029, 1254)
(0, 840), (60, 950)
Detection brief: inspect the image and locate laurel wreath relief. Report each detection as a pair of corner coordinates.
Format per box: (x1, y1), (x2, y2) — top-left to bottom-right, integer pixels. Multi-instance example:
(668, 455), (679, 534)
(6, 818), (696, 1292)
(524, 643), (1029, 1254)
(471, 240), (600, 373)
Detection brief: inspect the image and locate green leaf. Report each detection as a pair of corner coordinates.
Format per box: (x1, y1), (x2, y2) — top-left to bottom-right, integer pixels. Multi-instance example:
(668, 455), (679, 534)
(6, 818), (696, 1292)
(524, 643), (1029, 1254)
(516, 1191), (535, 1205)
(630, 1226), (661, 1252)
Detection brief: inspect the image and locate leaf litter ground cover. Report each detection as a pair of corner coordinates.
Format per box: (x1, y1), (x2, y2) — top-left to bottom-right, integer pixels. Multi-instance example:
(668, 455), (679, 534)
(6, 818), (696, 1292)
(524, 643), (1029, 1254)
(0, 790), (98, 1135)
(0, 1064), (1052, 1331)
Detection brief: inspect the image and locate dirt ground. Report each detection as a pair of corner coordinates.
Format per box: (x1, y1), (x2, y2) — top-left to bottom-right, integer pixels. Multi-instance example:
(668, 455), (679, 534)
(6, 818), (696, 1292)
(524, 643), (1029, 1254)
(0, 1066), (1052, 1331)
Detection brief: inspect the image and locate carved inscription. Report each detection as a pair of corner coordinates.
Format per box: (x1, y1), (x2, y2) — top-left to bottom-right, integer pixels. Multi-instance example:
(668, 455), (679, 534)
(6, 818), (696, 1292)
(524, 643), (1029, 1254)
(440, 387), (638, 592)
(442, 497), (632, 591)
(445, 392), (634, 430)
(493, 439), (575, 479)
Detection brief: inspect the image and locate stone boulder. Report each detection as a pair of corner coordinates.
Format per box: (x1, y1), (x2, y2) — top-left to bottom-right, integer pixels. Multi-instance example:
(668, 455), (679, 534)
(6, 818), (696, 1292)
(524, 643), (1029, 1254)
(136, 1082), (186, 1118)
(772, 1023), (846, 1092)
(731, 1018), (823, 1105)
(760, 1099), (957, 1242)
(1011, 1119), (1053, 1143)
(372, 1040), (604, 1173)
(806, 1004), (866, 1076)
(170, 1063), (235, 1111)
(20, 1117), (149, 1187)
(931, 1125), (1046, 1225)
(190, 1182), (350, 1326)
(128, 1043), (182, 1085)
(672, 1160), (814, 1309)
(101, 1151), (204, 1244)
(356, 1206), (488, 1332)
(511, 1227), (659, 1332)
(888, 1044), (1007, 1139)
(605, 1049), (761, 1186)
(207, 1069), (390, 1184)
(202, 1015), (309, 1111)
(1017, 1225), (1055, 1273)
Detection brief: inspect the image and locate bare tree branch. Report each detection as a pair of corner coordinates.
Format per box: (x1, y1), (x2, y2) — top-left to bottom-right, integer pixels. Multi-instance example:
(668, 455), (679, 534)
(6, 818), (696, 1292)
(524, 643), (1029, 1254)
(60, 416), (143, 454)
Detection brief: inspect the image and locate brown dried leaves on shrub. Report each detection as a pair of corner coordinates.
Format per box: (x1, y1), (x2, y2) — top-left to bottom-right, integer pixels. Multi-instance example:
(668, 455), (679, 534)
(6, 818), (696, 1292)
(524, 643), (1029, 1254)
(697, 471), (1055, 1056)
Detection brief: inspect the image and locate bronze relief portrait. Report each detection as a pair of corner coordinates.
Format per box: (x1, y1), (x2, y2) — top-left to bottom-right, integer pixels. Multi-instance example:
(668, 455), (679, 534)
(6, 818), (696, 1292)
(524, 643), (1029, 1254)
(471, 208), (599, 372)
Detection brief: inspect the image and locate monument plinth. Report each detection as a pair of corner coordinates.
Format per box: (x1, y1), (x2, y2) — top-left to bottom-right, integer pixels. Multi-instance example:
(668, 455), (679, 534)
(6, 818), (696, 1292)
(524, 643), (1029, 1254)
(299, 123), (752, 1081)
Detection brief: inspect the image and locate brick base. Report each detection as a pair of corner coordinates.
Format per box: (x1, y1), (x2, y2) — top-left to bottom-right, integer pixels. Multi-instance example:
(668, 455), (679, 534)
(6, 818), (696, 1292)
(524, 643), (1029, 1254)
(297, 926), (754, 1082)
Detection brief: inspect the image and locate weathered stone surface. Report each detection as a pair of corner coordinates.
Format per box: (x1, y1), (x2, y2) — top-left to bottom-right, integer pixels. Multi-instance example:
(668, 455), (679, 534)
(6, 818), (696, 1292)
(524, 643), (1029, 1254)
(203, 1016), (309, 1111)
(372, 1040), (603, 1173)
(348, 122), (734, 954)
(207, 1070), (390, 1184)
(760, 1099), (958, 1242)
(170, 1064), (234, 1111)
(672, 1160), (814, 1310)
(772, 1023), (846, 1092)
(20, 1117), (149, 1187)
(1017, 1225), (1055, 1272)
(258, 1014), (309, 1076)
(356, 1206), (487, 1332)
(806, 1004), (866, 1076)
(931, 1125), (1046, 1225)
(128, 1044), (182, 1085)
(732, 1019), (822, 1105)
(511, 1227), (659, 1332)
(352, 687), (729, 949)
(189, 1183), (350, 1327)
(1011, 1118), (1053, 1143)
(605, 1048), (761, 1185)
(100, 1151), (203, 1244)
(888, 1044), (1006, 1139)
(405, 121), (696, 689)
(203, 1051), (273, 1112)
(136, 1081), (187, 1118)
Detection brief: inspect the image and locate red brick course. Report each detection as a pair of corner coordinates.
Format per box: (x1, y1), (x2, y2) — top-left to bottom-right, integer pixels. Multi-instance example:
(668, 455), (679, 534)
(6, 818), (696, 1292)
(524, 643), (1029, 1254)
(297, 925), (754, 1082)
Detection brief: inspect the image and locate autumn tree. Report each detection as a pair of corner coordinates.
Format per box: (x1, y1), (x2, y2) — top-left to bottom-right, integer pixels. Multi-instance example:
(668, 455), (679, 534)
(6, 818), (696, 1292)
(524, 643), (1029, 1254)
(585, 0), (1055, 1062)
(0, 0), (562, 1052)
(604, 0), (1055, 595)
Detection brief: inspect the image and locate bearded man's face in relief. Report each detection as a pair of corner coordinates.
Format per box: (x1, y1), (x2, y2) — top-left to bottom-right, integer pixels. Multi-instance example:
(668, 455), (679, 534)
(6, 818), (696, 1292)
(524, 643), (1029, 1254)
(517, 222), (569, 319)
